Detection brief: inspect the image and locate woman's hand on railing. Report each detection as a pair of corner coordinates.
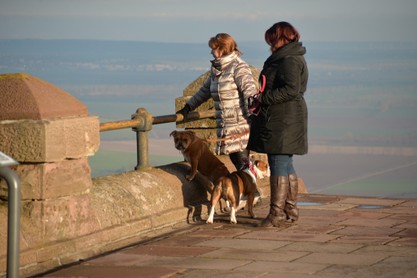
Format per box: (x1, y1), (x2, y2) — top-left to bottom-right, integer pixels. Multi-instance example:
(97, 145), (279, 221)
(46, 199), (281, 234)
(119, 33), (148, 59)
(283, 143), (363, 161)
(176, 104), (191, 118)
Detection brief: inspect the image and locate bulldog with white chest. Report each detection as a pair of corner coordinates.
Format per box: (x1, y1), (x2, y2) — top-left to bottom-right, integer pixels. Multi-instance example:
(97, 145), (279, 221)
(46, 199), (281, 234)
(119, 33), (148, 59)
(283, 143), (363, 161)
(170, 130), (230, 184)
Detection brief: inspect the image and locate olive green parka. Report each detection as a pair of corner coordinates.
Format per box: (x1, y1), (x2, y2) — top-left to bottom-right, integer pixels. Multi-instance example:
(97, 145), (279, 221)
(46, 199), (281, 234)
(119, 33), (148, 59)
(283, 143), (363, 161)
(247, 42), (309, 155)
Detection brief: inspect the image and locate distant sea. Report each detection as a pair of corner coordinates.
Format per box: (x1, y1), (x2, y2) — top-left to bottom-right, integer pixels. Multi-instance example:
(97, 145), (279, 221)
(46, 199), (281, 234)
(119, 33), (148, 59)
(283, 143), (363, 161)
(1, 39), (417, 198)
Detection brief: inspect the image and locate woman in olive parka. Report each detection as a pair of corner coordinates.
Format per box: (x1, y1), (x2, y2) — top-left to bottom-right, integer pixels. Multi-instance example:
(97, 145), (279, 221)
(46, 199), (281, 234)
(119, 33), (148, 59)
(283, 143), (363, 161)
(247, 21), (309, 227)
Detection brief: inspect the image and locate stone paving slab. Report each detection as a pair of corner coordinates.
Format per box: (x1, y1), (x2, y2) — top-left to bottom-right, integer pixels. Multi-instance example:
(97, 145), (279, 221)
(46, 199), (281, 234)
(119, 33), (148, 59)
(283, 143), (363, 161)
(238, 261), (330, 275)
(240, 230), (341, 243)
(38, 194), (417, 278)
(294, 252), (387, 265)
(40, 265), (182, 278)
(279, 242), (364, 254)
(196, 238), (290, 250)
(200, 248), (308, 262)
(122, 244), (216, 257)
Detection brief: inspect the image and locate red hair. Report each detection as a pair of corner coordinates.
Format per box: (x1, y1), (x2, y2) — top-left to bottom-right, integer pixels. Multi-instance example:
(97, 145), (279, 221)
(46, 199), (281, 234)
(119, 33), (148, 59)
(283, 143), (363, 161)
(265, 22), (300, 52)
(208, 33), (241, 56)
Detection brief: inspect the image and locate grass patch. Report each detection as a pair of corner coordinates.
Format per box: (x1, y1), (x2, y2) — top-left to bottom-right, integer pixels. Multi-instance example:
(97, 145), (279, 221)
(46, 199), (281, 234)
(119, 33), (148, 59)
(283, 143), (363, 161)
(89, 149), (182, 178)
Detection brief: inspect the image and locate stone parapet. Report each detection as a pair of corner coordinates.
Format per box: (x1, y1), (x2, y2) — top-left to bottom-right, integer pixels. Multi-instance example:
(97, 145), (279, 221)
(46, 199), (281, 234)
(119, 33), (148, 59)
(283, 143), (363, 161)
(0, 116), (99, 163)
(0, 158), (92, 200)
(0, 73), (100, 277)
(0, 73), (88, 121)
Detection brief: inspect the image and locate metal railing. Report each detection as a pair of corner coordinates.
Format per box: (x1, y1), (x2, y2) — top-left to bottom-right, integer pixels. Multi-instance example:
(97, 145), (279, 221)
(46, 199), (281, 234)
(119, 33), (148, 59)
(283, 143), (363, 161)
(99, 107), (215, 170)
(0, 165), (20, 278)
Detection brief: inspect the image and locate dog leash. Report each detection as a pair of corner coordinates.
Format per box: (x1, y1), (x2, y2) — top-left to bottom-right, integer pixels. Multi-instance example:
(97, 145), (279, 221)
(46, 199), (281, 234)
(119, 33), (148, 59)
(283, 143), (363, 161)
(205, 131), (249, 143)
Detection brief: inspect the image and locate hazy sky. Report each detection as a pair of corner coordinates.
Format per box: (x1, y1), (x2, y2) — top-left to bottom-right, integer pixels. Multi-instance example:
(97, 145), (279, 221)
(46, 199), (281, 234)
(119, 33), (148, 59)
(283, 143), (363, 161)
(1, 0), (416, 43)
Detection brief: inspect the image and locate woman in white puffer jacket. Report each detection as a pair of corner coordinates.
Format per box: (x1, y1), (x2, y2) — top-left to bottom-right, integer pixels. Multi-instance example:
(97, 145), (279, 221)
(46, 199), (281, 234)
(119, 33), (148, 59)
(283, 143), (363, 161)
(177, 33), (258, 171)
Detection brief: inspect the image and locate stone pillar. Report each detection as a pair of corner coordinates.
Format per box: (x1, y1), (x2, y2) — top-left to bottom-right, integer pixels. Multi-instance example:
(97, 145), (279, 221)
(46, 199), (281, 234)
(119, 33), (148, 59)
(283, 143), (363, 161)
(0, 73), (100, 249)
(175, 66), (260, 153)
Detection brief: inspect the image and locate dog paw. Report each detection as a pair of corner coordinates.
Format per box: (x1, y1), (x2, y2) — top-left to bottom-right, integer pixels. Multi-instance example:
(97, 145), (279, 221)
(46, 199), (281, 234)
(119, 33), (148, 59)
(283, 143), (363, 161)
(206, 219), (213, 224)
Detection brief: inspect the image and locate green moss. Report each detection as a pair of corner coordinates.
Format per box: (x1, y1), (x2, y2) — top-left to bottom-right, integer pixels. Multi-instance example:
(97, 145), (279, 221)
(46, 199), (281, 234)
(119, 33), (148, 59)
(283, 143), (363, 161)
(0, 73), (29, 80)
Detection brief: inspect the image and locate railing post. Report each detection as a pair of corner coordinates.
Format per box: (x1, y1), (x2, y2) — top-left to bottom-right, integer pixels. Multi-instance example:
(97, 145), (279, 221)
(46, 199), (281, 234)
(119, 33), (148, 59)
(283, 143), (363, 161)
(0, 153), (20, 278)
(132, 108), (153, 170)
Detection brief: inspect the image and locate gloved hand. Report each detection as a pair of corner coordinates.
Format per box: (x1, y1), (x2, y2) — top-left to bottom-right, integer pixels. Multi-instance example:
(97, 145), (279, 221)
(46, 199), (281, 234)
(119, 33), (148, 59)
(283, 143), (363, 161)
(176, 103), (191, 117)
(248, 94), (262, 116)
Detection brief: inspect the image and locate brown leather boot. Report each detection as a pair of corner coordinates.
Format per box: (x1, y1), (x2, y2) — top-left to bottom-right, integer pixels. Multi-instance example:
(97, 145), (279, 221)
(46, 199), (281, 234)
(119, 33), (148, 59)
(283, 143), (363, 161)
(285, 173), (299, 222)
(258, 176), (288, 227)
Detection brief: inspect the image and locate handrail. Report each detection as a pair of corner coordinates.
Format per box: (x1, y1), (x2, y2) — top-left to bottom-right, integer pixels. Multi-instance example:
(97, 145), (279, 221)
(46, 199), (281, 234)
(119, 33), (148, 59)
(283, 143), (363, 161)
(99, 110), (215, 132)
(0, 165), (20, 278)
(99, 108), (216, 170)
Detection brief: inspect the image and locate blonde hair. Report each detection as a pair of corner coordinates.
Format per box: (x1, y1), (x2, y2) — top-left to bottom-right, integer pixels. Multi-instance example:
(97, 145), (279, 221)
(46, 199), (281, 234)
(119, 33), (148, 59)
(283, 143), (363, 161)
(208, 33), (241, 56)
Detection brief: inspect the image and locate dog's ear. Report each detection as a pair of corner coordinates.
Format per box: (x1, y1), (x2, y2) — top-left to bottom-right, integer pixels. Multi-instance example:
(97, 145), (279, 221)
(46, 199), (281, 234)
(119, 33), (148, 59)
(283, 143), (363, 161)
(170, 131), (177, 137)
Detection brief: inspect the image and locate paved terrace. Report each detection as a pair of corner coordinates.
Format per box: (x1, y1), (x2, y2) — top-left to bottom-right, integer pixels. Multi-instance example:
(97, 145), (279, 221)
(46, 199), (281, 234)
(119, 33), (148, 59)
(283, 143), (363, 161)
(38, 193), (417, 278)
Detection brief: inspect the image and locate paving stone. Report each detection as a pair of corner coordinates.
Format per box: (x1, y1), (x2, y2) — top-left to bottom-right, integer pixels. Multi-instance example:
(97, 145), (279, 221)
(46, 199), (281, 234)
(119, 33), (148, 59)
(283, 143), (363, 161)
(241, 230), (340, 243)
(336, 197), (404, 206)
(387, 214), (417, 224)
(318, 256), (417, 278)
(262, 272), (340, 278)
(394, 228), (417, 237)
(397, 199), (417, 207)
(122, 244), (217, 257)
(298, 208), (340, 217)
(41, 265), (182, 278)
(186, 225), (252, 238)
(336, 218), (405, 227)
(170, 269), (267, 278)
(379, 206), (417, 215)
(196, 238), (290, 250)
(284, 222), (345, 234)
(338, 210), (391, 219)
(331, 225), (403, 237)
(82, 252), (158, 266)
(238, 261), (329, 275)
(294, 252), (387, 265)
(351, 244), (417, 257)
(141, 256), (251, 270)
(331, 235), (397, 245)
(294, 215), (345, 226)
(279, 242), (363, 254)
(300, 203), (357, 211)
(387, 237), (417, 247)
(149, 234), (212, 247)
(200, 248), (307, 262)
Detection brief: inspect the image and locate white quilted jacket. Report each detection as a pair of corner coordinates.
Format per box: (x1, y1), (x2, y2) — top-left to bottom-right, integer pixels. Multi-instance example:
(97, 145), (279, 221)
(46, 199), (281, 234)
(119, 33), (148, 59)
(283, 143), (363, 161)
(187, 51), (257, 155)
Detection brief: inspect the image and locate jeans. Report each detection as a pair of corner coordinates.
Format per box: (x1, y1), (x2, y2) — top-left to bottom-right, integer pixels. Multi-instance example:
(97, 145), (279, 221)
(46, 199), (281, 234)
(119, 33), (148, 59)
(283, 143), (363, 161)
(267, 154), (296, 176)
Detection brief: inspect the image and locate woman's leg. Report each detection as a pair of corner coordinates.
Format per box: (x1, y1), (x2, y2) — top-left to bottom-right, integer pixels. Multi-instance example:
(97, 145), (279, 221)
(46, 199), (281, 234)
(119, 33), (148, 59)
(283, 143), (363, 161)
(285, 155), (299, 222)
(229, 149), (250, 171)
(259, 154), (291, 227)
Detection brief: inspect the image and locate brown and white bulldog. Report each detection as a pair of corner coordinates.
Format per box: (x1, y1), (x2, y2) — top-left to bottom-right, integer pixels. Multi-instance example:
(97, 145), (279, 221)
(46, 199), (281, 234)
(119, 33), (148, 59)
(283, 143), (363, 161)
(206, 169), (257, 224)
(170, 130), (230, 183)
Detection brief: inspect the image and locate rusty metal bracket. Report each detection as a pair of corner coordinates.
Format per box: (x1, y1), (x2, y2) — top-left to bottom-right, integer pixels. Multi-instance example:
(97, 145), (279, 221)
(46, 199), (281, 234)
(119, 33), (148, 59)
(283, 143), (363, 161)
(132, 108), (153, 170)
